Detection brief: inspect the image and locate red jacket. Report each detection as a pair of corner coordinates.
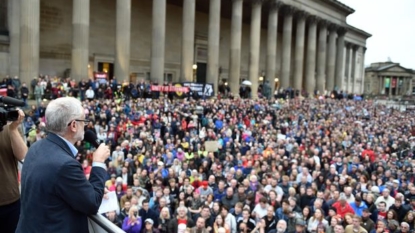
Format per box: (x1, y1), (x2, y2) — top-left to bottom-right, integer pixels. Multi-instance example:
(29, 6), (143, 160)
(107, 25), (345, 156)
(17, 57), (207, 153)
(332, 201), (355, 218)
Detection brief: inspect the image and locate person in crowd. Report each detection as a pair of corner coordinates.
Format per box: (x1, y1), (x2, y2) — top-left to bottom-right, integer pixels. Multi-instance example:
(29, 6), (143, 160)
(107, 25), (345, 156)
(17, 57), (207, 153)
(344, 215), (368, 233)
(106, 210), (122, 228)
(0, 109), (26, 233)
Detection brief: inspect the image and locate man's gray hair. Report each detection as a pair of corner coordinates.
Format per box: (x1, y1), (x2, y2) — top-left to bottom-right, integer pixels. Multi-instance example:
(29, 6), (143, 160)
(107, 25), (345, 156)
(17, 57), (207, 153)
(46, 97), (83, 135)
(177, 206), (188, 213)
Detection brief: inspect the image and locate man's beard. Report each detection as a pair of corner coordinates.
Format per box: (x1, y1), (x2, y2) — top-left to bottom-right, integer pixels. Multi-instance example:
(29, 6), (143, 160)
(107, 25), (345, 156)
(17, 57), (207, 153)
(277, 227), (286, 233)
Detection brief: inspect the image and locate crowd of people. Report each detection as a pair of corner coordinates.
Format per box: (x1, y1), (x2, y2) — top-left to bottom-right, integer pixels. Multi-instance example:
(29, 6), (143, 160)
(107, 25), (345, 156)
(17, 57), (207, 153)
(10, 75), (415, 233)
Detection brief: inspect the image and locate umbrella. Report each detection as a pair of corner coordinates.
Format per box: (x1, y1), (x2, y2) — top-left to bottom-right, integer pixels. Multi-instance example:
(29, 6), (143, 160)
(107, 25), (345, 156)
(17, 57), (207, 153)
(242, 80), (252, 86)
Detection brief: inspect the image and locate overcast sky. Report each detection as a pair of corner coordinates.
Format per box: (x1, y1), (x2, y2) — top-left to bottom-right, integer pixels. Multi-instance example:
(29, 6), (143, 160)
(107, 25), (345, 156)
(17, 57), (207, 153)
(340, 0), (415, 69)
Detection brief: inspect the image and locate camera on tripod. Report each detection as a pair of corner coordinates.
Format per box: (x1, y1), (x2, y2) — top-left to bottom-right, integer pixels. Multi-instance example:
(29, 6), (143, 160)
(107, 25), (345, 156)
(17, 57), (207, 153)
(0, 96), (25, 132)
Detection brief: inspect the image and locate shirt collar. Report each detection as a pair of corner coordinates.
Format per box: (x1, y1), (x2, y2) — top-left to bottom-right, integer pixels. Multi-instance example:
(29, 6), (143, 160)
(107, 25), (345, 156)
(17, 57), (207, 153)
(57, 135), (78, 157)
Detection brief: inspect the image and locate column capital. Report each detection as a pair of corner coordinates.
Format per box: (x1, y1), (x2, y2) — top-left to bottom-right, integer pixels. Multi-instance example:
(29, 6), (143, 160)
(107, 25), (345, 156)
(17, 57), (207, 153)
(306, 15), (319, 25)
(251, 0), (265, 6)
(363, 47), (367, 54)
(337, 26), (347, 36)
(352, 44), (359, 51)
(268, 0), (283, 10)
(295, 10), (308, 19)
(318, 19), (328, 28)
(281, 5), (296, 16)
(345, 42), (352, 48)
(327, 23), (338, 33)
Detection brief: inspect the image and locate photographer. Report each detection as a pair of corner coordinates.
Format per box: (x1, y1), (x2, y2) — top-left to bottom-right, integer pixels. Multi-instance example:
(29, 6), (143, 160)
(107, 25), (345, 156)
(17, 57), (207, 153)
(0, 109), (27, 233)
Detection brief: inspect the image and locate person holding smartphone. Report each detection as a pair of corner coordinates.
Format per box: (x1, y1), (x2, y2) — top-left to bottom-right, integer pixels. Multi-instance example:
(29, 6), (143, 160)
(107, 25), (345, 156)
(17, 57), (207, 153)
(122, 206), (142, 233)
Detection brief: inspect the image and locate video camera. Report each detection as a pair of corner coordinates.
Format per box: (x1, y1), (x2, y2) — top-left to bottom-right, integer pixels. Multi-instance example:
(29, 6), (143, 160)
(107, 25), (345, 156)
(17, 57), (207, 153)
(0, 96), (25, 132)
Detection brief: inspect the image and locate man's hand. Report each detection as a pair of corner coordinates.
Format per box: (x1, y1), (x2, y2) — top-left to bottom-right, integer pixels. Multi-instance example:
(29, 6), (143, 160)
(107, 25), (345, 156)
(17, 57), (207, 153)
(93, 143), (110, 163)
(9, 109), (25, 131)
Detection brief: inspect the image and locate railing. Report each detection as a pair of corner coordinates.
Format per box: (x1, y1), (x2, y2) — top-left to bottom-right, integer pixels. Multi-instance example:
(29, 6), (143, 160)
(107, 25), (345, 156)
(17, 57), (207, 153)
(88, 215), (125, 233)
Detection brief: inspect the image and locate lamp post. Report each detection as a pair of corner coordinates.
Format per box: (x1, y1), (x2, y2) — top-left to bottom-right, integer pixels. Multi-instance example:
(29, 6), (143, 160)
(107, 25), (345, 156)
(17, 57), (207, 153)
(192, 64), (197, 82)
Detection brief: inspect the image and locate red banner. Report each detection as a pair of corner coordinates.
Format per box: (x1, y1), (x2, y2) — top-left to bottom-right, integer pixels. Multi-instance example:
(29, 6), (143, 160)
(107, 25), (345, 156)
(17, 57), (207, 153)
(151, 85), (189, 93)
(391, 77), (397, 88)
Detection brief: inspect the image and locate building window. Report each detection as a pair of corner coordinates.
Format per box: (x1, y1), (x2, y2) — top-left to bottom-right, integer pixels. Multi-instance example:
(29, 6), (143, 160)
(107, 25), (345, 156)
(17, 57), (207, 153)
(164, 73), (173, 83)
(146, 72), (173, 83)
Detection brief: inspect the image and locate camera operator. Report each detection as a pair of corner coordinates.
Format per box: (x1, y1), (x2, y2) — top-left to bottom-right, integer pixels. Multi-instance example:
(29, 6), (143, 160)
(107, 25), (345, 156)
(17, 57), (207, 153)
(0, 109), (27, 233)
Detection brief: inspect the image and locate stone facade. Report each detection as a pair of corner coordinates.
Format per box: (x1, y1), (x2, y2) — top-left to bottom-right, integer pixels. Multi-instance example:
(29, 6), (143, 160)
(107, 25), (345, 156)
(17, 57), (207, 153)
(1, 0), (371, 95)
(364, 62), (414, 96)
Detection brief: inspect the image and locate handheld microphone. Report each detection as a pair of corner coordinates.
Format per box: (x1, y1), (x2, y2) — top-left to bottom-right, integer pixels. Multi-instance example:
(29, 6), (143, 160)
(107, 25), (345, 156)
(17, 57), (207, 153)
(0, 96), (25, 107)
(84, 130), (100, 148)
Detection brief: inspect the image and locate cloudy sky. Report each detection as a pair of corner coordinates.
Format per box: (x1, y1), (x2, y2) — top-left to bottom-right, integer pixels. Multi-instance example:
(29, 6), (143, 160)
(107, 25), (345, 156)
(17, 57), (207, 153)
(340, 0), (415, 69)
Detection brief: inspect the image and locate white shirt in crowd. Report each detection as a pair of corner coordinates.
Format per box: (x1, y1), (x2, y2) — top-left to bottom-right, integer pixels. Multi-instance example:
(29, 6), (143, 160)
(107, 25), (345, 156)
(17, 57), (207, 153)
(86, 89), (95, 99)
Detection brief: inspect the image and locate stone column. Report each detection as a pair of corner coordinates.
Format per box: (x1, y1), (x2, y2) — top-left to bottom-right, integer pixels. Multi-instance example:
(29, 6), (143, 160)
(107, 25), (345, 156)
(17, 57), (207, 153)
(248, 0), (263, 99)
(115, 0), (131, 81)
(305, 16), (318, 94)
(71, 0), (90, 81)
(8, 0), (20, 77)
(151, 0), (166, 84)
(266, 1), (281, 95)
(388, 76), (393, 98)
(280, 6), (294, 90)
(20, 0), (40, 85)
(351, 45), (358, 94)
(207, 0), (221, 95)
(316, 20), (327, 95)
(360, 47), (366, 94)
(379, 76), (383, 94)
(326, 23), (337, 92)
(345, 43), (352, 92)
(335, 27), (346, 90)
(293, 11), (306, 91)
(181, 0), (195, 82)
(409, 77), (413, 95)
(228, 0), (243, 95)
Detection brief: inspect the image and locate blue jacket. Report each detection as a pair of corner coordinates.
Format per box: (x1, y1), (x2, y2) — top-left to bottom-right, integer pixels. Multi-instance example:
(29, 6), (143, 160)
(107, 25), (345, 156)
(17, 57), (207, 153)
(16, 133), (107, 233)
(350, 202), (368, 217)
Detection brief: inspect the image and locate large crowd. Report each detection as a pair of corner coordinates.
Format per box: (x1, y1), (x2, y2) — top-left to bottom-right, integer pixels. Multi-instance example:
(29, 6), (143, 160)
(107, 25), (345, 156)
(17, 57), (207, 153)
(4, 75), (415, 233)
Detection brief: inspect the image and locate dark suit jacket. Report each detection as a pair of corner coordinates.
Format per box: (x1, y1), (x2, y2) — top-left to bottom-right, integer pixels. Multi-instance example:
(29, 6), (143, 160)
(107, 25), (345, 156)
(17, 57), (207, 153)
(16, 133), (107, 233)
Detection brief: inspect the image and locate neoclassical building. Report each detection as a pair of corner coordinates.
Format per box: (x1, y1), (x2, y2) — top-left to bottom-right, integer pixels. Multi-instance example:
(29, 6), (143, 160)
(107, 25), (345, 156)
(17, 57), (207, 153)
(0, 0), (371, 97)
(364, 62), (414, 96)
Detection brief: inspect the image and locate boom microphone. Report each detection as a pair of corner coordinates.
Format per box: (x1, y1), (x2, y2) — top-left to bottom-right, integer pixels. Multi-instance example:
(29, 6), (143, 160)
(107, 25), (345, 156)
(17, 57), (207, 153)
(0, 96), (25, 107)
(84, 130), (100, 148)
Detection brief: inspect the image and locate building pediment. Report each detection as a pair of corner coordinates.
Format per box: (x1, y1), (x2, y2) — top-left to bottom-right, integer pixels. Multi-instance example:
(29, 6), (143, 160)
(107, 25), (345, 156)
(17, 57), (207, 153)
(367, 62), (415, 74)
(383, 65), (410, 73)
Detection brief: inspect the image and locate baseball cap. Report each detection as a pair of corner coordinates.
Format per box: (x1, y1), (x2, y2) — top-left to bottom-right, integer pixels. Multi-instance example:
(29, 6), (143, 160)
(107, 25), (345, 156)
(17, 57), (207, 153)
(145, 219), (154, 225)
(202, 181), (208, 187)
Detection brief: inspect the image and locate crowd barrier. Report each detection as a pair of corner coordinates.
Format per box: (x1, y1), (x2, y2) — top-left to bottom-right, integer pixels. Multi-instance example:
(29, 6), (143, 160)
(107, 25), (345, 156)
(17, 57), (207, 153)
(88, 214), (125, 233)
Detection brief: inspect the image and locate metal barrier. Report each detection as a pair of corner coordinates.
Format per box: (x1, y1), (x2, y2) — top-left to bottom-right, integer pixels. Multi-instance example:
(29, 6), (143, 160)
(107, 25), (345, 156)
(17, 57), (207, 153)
(88, 214), (125, 233)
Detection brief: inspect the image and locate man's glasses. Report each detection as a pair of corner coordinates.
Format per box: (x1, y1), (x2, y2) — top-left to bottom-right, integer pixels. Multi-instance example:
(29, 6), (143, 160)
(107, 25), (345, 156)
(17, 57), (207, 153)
(67, 119), (91, 126)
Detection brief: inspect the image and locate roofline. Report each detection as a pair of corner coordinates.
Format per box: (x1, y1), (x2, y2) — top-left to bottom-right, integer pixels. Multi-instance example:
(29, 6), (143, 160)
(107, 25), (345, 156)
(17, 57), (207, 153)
(322, 0), (355, 16)
(347, 24), (372, 39)
(365, 63), (415, 74)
